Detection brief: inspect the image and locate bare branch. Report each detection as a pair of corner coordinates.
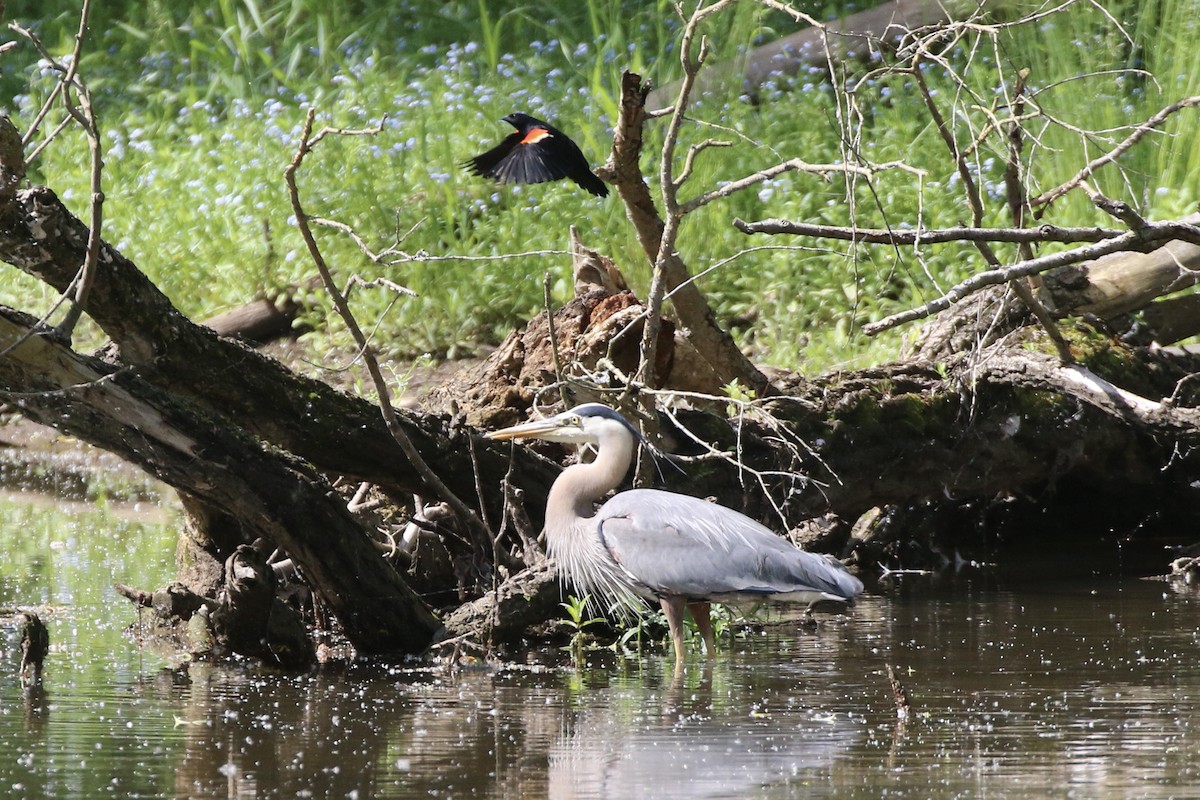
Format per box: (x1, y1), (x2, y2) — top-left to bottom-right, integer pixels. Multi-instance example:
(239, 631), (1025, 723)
(638, 0), (739, 393)
(343, 274), (418, 299)
(1081, 184), (1150, 231)
(863, 220), (1200, 335)
(11, 0), (104, 341)
(734, 218), (1123, 245)
(285, 109), (495, 559)
(683, 157), (922, 215)
(1031, 96), (1200, 209)
(675, 138), (731, 189)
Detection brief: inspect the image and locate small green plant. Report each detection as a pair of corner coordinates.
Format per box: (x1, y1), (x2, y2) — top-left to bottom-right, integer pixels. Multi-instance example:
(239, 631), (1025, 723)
(722, 379), (758, 417)
(706, 603), (730, 642)
(613, 604), (666, 657)
(560, 594), (604, 658)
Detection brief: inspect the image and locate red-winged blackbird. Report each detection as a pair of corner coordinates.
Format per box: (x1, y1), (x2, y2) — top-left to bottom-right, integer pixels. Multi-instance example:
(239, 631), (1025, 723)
(465, 112), (608, 197)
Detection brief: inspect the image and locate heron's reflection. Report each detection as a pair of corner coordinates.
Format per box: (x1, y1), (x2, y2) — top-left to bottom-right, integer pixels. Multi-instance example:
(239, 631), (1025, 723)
(549, 665), (859, 800)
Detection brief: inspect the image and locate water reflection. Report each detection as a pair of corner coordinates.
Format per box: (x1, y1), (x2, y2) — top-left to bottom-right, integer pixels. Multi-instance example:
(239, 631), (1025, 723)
(5, 493), (1200, 799)
(151, 652), (862, 800)
(548, 673), (858, 799)
(3, 582), (1200, 799)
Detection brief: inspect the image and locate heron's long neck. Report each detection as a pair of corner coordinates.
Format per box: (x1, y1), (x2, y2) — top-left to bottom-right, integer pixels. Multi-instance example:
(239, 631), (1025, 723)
(545, 429), (634, 533)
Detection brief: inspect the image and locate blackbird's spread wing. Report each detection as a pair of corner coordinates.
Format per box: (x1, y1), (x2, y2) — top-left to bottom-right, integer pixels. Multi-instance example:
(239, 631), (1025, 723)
(466, 130), (569, 186)
(466, 122), (608, 196)
(463, 133), (520, 179)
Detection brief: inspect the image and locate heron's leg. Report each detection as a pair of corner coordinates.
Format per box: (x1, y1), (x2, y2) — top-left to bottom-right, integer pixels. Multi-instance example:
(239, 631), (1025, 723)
(687, 602), (716, 660)
(659, 596), (687, 669)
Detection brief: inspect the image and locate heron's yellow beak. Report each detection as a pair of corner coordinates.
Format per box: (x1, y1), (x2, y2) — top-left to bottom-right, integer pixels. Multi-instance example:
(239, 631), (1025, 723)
(485, 416), (566, 442)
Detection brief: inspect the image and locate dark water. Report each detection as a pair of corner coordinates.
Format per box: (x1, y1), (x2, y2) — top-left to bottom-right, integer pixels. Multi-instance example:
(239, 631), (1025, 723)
(3, 498), (1200, 799)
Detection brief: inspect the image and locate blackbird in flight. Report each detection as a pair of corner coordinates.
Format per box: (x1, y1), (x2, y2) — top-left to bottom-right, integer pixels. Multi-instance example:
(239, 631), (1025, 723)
(465, 112), (608, 197)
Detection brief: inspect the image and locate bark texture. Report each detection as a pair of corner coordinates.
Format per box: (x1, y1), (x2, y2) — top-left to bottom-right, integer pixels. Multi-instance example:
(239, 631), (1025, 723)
(0, 307), (442, 655)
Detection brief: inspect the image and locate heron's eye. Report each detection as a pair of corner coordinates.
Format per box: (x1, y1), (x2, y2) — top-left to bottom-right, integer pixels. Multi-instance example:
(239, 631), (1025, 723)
(570, 416), (582, 426)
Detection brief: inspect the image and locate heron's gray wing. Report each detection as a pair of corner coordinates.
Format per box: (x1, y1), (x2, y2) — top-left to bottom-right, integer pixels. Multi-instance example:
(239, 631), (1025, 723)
(595, 489), (862, 601)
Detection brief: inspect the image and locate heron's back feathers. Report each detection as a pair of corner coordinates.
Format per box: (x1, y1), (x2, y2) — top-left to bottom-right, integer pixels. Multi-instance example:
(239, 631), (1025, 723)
(593, 489), (863, 604)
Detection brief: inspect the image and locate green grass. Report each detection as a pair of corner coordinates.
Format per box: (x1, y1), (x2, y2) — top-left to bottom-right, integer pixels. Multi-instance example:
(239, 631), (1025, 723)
(3, 1), (1199, 372)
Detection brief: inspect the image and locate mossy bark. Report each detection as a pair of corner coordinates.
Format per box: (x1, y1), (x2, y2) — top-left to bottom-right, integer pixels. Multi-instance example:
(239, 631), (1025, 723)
(0, 307), (442, 656)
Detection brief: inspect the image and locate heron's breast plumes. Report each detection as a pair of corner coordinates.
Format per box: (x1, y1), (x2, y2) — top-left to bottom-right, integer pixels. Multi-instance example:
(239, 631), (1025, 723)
(548, 521), (647, 620)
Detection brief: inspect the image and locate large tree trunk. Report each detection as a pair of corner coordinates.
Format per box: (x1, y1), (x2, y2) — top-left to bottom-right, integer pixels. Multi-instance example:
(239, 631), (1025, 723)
(2, 181), (556, 508)
(0, 307), (442, 654)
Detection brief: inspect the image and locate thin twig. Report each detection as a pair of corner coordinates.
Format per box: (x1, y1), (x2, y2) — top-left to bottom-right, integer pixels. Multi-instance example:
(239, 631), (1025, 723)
(734, 219), (1123, 245)
(1031, 96), (1200, 209)
(862, 220), (1200, 335)
(681, 157), (922, 216)
(343, 274), (418, 300)
(284, 108), (494, 557)
(675, 138), (731, 189)
(543, 272), (569, 408)
(1002, 67), (1072, 362)
(12, 2), (104, 341)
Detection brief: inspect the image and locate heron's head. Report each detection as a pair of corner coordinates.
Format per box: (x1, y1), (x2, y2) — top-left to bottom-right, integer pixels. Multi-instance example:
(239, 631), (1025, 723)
(485, 403), (643, 446)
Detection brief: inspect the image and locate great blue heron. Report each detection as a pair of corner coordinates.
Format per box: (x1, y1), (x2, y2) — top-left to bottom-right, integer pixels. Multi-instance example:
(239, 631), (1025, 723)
(487, 403), (863, 667)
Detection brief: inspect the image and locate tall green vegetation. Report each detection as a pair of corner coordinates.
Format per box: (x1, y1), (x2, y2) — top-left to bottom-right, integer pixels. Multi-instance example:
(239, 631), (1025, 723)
(3, 1), (1197, 370)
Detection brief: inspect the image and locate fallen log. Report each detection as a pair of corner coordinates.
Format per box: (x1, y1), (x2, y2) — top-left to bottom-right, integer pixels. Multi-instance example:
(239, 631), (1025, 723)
(200, 285), (313, 344)
(647, 0), (1008, 109)
(1042, 214), (1200, 329)
(0, 307), (442, 656)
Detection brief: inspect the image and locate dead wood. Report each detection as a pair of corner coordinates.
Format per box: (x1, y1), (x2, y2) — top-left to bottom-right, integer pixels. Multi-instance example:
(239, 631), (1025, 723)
(1140, 294), (1200, 346)
(18, 612), (49, 687)
(421, 227), (723, 429)
(119, 548), (315, 669)
(604, 72), (772, 394)
(209, 543), (314, 669)
(200, 284), (313, 344)
(0, 182), (555, 510)
(646, 0), (1006, 109)
(0, 307), (442, 656)
(0, 114), (557, 524)
(1042, 213), (1200, 324)
(440, 560), (561, 647)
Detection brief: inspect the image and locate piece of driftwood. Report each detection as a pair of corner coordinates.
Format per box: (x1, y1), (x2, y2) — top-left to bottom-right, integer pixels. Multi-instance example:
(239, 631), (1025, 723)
(646, 0), (1005, 109)
(118, 544), (315, 669)
(1042, 214), (1200, 324)
(209, 543), (314, 668)
(18, 612), (49, 687)
(1140, 294), (1200, 345)
(200, 287), (311, 344)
